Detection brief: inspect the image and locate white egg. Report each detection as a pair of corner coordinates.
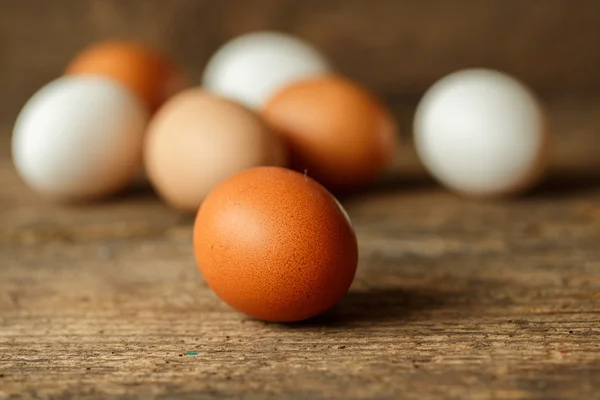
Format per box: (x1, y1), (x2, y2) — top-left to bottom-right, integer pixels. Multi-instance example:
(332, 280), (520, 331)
(414, 69), (550, 197)
(202, 31), (332, 109)
(12, 76), (148, 201)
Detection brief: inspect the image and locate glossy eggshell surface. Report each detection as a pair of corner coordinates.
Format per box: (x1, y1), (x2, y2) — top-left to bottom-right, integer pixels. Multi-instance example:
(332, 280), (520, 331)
(193, 167), (358, 322)
(262, 76), (398, 191)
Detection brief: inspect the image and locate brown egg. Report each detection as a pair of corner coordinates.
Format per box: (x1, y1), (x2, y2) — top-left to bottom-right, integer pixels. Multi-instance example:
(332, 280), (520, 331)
(262, 75), (398, 190)
(144, 88), (286, 212)
(66, 40), (188, 112)
(193, 166), (358, 322)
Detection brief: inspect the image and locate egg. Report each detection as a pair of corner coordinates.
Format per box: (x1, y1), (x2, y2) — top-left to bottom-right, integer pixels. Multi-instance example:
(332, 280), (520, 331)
(193, 166), (358, 322)
(202, 31), (332, 110)
(144, 88), (286, 212)
(66, 40), (188, 112)
(12, 76), (147, 201)
(262, 75), (398, 190)
(414, 69), (550, 197)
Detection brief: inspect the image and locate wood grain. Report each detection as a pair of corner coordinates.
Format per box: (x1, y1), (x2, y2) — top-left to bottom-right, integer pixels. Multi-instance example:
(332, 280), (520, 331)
(2, 0), (600, 123)
(1, 100), (600, 399)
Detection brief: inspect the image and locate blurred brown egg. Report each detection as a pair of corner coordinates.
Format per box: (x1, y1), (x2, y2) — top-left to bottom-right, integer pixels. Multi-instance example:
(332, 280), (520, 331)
(144, 88), (286, 212)
(194, 166), (358, 322)
(262, 75), (398, 191)
(66, 40), (188, 112)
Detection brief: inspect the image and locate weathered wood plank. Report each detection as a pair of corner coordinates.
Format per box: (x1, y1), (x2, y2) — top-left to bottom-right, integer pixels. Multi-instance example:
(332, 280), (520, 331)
(1, 100), (600, 399)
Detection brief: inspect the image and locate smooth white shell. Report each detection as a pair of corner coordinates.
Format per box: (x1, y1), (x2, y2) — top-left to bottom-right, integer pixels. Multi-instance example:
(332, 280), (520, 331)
(12, 76), (148, 201)
(414, 69), (549, 197)
(202, 31), (332, 110)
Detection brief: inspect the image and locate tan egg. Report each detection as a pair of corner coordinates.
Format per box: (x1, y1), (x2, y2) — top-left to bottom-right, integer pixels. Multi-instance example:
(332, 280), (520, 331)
(144, 88), (286, 212)
(194, 166), (358, 322)
(262, 75), (398, 191)
(66, 40), (188, 112)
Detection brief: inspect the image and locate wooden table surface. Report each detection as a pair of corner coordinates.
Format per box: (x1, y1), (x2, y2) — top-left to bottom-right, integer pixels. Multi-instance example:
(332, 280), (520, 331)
(1, 100), (599, 399)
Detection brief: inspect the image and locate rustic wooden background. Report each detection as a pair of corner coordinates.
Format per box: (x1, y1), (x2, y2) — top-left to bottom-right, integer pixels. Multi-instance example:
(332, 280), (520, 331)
(2, 0), (600, 124)
(1, 1), (600, 399)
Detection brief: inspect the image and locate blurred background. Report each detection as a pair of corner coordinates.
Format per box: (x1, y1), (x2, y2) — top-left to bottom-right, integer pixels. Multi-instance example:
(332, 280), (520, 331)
(2, 0), (600, 181)
(2, 0), (600, 124)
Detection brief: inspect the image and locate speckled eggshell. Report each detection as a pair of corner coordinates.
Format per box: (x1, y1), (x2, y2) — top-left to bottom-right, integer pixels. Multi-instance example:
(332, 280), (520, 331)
(193, 166), (358, 322)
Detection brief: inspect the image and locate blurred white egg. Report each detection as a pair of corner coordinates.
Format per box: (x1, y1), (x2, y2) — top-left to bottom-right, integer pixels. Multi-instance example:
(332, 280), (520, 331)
(12, 76), (148, 201)
(202, 31), (332, 109)
(414, 69), (550, 197)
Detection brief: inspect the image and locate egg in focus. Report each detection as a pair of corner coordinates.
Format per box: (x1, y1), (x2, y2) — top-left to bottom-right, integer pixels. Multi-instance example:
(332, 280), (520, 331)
(262, 75), (398, 191)
(414, 68), (550, 197)
(66, 40), (188, 112)
(12, 76), (148, 201)
(144, 88), (286, 212)
(193, 166), (358, 322)
(202, 31), (332, 110)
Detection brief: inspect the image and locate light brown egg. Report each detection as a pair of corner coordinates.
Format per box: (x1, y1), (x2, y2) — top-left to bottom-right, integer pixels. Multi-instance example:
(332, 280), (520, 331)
(193, 166), (358, 322)
(262, 75), (398, 191)
(66, 40), (188, 112)
(144, 88), (286, 212)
